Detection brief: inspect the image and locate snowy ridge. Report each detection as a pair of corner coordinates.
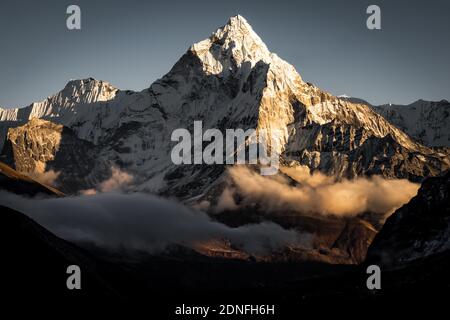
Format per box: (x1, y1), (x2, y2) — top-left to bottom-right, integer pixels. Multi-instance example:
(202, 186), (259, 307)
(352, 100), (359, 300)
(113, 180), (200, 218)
(0, 78), (117, 120)
(339, 96), (450, 148)
(0, 78), (122, 146)
(372, 99), (450, 147)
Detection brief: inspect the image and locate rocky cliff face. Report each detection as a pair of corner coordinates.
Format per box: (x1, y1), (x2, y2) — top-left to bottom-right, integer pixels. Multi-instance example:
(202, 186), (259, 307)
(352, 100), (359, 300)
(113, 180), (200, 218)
(367, 171), (450, 267)
(1, 118), (110, 193)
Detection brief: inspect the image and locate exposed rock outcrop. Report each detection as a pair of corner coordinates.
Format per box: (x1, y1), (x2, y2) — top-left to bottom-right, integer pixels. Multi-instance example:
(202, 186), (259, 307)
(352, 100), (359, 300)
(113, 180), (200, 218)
(1, 118), (110, 193)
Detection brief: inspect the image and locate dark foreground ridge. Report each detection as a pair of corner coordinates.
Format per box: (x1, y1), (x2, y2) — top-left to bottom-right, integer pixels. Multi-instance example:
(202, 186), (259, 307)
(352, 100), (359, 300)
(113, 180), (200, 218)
(1, 194), (449, 313)
(0, 161), (65, 197)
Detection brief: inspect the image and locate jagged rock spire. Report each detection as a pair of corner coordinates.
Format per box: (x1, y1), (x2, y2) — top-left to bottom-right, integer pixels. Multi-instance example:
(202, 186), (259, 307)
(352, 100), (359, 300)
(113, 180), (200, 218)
(190, 15), (272, 74)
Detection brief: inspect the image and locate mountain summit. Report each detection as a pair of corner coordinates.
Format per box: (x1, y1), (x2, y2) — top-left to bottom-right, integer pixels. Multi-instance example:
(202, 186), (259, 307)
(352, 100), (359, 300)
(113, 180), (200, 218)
(191, 15), (271, 73)
(0, 15), (448, 195)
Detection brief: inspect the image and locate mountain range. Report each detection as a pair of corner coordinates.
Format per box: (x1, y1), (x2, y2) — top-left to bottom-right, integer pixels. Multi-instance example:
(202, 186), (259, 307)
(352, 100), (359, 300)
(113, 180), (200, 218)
(339, 96), (450, 148)
(0, 15), (449, 275)
(0, 16), (448, 197)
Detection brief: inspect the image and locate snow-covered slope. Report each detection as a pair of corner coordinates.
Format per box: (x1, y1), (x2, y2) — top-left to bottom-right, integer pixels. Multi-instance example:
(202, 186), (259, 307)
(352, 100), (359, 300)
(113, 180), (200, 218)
(372, 100), (450, 147)
(0, 78), (117, 123)
(338, 96), (450, 148)
(0, 78), (122, 147)
(337, 95), (373, 106)
(0, 15), (449, 195)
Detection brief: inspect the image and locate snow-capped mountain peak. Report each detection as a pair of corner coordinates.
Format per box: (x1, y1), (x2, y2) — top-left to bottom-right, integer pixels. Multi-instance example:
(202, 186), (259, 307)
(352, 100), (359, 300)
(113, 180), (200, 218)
(190, 15), (271, 74)
(0, 78), (118, 120)
(0, 77), (121, 148)
(61, 78), (118, 104)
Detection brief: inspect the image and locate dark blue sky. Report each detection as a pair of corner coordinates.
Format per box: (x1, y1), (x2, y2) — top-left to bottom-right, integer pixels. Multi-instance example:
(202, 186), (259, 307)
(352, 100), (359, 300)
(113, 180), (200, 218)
(0, 0), (449, 107)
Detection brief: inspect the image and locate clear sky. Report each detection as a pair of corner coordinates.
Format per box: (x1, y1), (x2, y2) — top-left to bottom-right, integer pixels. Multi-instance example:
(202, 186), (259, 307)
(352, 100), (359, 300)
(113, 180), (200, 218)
(0, 0), (449, 107)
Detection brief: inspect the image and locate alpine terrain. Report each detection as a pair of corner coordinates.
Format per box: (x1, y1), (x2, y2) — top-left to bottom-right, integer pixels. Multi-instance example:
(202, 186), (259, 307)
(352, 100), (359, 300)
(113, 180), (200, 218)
(0, 15), (449, 266)
(0, 16), (448, 194)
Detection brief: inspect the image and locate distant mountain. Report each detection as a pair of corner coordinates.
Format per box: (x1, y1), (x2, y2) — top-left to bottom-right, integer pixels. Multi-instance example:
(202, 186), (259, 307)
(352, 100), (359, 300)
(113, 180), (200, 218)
(0, 78), (118, 150)
(367, 170), (450, 267)
(372, 99), (450, 147)
(339, 96), (450, 148)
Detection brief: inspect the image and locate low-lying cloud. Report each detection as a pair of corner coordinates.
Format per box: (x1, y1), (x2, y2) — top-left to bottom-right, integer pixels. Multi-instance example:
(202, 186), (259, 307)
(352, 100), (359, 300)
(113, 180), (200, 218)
(99, 166), (134, 192)
(29, 170), (60, 187)
(0, 191), (309, 255)
(216, 166), (419, 217)
(81, 166), (134, 195)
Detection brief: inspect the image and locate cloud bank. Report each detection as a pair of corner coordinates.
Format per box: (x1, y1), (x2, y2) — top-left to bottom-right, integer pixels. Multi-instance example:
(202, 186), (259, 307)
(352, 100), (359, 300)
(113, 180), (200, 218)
(216, 166), (419, 217)
(81, 166), (134, 195)
(29, 170), (60, 187)
(0, 191), (309, 255)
